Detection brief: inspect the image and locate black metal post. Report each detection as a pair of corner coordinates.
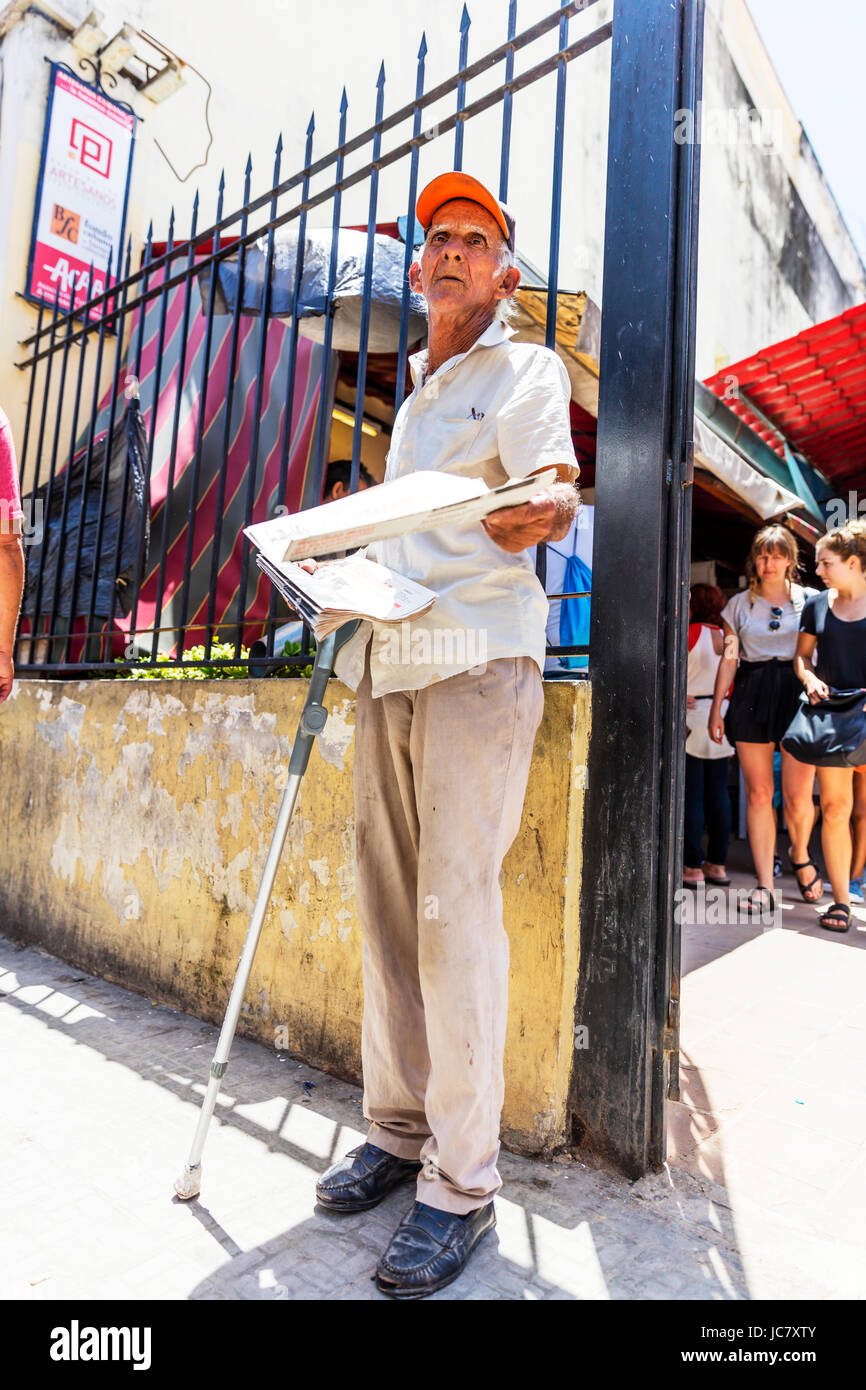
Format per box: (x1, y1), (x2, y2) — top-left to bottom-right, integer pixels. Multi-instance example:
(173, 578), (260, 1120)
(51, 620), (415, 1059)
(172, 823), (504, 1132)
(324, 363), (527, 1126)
(308, 91), (348, 509)
(536, 0), (570, 591)
(130, 217), (175, 641)
(350, 63), (385, 496)
(234, 138), (283, 658)
(656, 0), (704, 1115)
(150, 195), (201, 662)
(103, 237), (139, 656)
(570, 0), (705, 1177)
(498, 0), (517, 202)
(85, 239), (133, 657)
(454, 5), (471, 172)
(545, 0), (568, 349)
(204, 157), (252, 658)
(176, 174), (225, 649)
(265, 115), (315, 659)
(394, 36), (427, 417)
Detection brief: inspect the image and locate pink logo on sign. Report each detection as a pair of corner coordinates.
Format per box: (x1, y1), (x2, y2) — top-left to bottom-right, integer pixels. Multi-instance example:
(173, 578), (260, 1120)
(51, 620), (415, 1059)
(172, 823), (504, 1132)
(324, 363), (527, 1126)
(69, 118), (112, 178)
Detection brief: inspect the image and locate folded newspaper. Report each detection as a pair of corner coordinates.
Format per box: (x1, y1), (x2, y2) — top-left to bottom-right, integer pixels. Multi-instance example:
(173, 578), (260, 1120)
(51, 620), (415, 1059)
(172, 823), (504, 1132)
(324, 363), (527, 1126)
(244, 466), (558, 563)
(254, 552), (437, 639)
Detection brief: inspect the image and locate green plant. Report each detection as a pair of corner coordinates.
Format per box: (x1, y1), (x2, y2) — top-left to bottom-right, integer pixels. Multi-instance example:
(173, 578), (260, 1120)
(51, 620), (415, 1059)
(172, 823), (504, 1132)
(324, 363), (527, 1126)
(271, 639), (314, 679)
(115, 638), (313, 679)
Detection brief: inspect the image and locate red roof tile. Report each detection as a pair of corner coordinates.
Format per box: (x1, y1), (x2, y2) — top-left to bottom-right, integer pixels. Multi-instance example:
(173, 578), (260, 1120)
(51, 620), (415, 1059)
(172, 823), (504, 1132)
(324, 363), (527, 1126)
(703, 303), (866, 486)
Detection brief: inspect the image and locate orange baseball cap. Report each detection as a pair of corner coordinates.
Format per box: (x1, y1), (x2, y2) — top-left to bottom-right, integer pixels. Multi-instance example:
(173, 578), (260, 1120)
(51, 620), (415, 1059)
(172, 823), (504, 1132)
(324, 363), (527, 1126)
(416, 172), (515, 251)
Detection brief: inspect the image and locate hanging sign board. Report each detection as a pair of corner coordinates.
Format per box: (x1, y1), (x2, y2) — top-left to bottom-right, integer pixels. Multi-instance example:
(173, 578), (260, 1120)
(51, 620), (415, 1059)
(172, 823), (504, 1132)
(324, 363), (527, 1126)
(26, 64), (136, 317)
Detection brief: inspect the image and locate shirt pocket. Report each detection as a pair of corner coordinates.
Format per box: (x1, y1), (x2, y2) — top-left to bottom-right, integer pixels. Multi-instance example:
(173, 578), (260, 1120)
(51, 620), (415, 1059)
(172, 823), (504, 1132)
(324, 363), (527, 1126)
(413, 416), (486, 474)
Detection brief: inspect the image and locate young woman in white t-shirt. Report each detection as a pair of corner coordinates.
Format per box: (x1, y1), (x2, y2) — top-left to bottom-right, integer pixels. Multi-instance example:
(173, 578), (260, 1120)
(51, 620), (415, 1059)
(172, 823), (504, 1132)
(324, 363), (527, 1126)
(709, 525), (821, 913)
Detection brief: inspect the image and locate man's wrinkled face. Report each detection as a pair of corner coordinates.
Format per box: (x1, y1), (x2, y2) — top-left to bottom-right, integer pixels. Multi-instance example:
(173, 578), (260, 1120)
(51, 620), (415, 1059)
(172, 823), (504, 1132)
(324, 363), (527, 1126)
(409, 199), (517, 317)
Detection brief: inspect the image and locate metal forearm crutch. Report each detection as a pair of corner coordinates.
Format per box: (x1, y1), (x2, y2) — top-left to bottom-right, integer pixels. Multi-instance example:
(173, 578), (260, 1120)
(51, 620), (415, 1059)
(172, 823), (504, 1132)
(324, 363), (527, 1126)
(174, 619), (360, 1200)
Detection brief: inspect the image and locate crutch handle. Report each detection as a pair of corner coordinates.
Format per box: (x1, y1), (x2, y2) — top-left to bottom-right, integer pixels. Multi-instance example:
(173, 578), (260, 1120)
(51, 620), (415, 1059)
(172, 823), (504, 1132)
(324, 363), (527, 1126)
(288, 620), (360, 777)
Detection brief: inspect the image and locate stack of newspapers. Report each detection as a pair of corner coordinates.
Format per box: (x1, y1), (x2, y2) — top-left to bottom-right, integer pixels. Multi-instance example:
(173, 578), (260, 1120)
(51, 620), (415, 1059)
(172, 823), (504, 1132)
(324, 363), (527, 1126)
(244, 465), (556, 638)
(253, 552), (436, 640)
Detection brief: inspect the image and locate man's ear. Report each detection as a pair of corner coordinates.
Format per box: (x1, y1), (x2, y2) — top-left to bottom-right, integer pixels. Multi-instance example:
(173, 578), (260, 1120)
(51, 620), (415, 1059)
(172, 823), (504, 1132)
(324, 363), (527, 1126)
(408, 260), (423, 293)
(496, 264), (521, 299)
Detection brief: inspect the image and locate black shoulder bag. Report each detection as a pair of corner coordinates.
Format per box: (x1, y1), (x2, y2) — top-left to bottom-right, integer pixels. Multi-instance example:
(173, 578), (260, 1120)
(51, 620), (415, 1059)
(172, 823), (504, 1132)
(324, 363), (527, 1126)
(781, 687), (866, 768)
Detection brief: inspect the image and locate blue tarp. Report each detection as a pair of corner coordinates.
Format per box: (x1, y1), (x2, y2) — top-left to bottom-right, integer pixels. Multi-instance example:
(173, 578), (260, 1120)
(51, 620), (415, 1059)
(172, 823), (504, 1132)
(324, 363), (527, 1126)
(198, 227), (428, 353)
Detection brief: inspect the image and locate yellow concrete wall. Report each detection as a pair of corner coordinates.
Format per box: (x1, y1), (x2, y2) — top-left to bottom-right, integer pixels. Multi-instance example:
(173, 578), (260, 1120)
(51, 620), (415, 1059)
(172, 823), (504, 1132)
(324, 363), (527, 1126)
(0, 676), (589, 1154)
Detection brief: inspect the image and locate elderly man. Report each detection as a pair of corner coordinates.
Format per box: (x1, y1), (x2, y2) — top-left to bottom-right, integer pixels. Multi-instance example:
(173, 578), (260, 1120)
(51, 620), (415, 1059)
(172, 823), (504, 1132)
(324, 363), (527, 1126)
(0, 407), (25, 706)
(316, 172), (579, 1298)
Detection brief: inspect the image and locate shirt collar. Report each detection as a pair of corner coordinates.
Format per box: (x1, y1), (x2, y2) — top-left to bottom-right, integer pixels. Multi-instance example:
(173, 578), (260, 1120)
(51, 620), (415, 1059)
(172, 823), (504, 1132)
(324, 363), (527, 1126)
(409, 318), (517, 386)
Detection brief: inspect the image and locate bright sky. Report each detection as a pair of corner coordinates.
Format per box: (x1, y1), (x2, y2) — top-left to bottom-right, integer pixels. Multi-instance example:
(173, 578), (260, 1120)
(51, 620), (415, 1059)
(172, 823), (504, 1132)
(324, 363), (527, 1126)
(746, 0), (866, 263)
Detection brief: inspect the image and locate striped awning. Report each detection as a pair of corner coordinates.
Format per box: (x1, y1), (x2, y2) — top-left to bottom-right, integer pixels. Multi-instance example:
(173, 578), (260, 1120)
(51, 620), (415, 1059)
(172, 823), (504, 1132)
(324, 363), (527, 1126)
(25, 256), (328, 660)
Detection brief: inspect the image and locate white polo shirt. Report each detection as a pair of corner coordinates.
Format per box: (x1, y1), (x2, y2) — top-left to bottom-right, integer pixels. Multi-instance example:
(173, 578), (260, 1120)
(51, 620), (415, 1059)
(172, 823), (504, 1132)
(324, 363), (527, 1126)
(335, 320), (578, 697)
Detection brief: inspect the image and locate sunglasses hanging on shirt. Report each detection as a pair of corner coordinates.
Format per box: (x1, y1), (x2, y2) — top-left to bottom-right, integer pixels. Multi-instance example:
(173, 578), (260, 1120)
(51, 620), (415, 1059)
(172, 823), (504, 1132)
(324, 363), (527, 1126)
(768, 605), (783, 631)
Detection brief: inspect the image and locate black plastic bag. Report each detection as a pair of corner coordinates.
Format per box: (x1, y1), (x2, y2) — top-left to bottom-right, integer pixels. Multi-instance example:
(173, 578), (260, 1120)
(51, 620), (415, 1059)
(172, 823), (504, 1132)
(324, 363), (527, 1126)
(23, 395), (150, 622)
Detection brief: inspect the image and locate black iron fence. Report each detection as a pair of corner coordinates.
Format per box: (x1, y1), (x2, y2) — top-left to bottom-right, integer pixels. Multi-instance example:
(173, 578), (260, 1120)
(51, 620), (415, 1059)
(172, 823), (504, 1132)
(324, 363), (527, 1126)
(14, 0), (608, 676)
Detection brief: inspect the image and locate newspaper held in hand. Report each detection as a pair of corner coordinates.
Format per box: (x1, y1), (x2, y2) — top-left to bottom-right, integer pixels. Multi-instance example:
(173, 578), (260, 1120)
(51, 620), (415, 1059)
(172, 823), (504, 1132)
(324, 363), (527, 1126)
(254, 552), (437, 640)
(244, 466), (559, 563)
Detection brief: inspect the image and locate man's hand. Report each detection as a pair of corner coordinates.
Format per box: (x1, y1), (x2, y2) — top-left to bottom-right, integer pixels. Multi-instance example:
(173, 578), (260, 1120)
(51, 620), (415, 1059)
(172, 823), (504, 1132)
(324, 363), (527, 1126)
(482, 482), (577, 554)
(0, 651), (14, 706)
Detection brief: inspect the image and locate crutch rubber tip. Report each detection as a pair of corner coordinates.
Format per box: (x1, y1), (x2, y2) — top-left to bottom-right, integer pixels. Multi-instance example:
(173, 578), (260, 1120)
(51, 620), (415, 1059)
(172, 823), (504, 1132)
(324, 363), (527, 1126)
(174, 1164), (202, 1200)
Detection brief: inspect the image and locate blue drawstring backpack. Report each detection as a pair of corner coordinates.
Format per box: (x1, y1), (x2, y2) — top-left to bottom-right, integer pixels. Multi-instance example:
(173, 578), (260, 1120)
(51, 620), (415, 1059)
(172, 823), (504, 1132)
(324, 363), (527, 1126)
(548, 533), (591, 671)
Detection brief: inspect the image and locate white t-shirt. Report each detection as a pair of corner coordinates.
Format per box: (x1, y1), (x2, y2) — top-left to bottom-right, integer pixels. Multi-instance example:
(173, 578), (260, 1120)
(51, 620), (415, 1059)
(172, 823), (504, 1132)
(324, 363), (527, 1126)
(335, 320), (578, 697)
(720, 585), (816, 662)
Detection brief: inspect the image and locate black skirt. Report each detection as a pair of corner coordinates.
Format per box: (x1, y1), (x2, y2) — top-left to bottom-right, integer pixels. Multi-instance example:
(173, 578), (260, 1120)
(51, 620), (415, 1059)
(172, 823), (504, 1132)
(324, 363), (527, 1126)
(724, 658), (803, 747)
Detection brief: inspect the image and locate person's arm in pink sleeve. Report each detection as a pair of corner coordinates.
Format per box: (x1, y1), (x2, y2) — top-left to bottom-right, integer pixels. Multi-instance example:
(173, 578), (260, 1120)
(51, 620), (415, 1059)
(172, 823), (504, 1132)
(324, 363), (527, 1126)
(0, 413), (25, 705)
(0, 536), (24, 704)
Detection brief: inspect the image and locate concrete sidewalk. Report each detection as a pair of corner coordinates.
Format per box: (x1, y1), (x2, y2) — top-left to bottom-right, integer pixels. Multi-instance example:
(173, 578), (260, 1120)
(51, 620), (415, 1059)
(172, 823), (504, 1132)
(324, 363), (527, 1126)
(1, 891), (865, 1301)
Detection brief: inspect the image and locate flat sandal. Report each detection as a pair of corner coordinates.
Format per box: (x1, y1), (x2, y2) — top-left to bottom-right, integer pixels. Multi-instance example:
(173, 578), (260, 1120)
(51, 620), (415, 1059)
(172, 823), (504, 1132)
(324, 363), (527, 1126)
(819, 902), (851, 933)
(789, 854), (824, 903)
(746, 885), (776, 918)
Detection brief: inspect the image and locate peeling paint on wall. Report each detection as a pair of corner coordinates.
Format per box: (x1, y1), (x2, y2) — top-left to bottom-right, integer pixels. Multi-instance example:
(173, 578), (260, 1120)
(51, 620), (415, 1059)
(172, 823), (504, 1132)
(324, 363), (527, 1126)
(33, 686), (310, 925)
(279, 908), (299, 944)
(0, 676), (590, 1155)
(335, 820), (356, 903)
(116, 688), (186, 738)
(36, 696), (85, 752)
(317, 698), (356, 770)
(309, 857), (331, 888)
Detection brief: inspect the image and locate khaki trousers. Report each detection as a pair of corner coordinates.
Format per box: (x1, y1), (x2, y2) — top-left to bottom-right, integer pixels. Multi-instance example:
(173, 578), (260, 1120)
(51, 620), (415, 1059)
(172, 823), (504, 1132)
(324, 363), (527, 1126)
(353, 652), (544, 1215)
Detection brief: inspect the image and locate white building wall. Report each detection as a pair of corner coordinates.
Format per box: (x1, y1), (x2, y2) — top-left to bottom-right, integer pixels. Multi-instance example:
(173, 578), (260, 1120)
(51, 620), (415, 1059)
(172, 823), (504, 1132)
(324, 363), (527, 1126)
(0, 0), (862, 445)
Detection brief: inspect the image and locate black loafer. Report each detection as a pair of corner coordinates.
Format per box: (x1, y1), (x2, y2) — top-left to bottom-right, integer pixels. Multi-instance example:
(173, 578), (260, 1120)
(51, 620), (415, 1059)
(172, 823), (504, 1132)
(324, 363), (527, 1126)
(376, 1200), (496, 1299)
(315, 1143), (422, 1213)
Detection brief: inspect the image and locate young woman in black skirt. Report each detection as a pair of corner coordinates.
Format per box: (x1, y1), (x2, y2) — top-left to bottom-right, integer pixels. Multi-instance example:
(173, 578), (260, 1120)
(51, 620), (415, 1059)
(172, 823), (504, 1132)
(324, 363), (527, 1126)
(794, 520), (866, 932)
(709, 525), (821, 912)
